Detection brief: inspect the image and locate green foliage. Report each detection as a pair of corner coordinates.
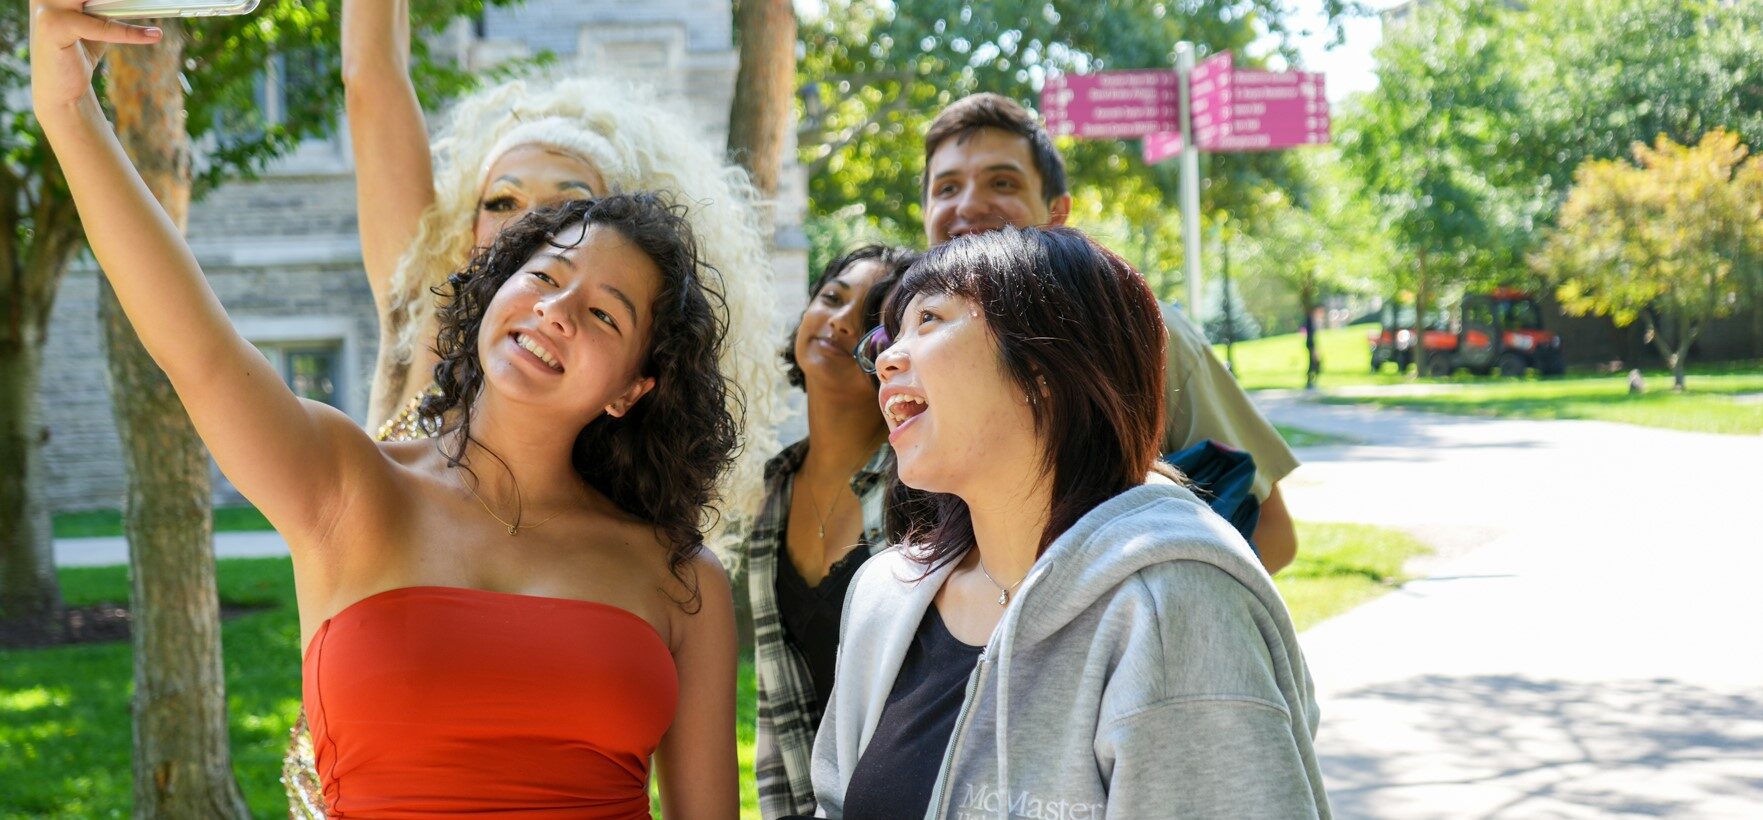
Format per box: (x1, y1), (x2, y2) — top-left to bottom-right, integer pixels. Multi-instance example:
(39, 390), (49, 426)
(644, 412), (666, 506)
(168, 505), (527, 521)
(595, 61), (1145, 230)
(1232, 149), (1386, 332)
(804, 207), (920, 285)
(1538, 131), (1763, 380)
(1335, 0), (1763, 303)
(798, 0), (1348, 256)
(1339, 0), (1532, 298)
(1507, 0), (1763, 210)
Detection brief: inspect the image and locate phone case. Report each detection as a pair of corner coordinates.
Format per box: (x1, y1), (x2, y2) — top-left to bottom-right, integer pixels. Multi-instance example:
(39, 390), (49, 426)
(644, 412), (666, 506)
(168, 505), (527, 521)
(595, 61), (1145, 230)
(86, 0), (261, 19)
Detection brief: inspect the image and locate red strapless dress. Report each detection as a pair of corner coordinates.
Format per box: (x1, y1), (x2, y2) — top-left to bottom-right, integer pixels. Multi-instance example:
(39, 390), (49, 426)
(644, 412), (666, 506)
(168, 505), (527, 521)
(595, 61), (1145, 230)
(301, 586), (678, 818)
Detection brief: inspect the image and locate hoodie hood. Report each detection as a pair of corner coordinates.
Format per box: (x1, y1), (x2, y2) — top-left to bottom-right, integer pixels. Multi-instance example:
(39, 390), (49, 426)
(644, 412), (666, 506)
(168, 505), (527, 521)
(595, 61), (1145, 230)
(1007, 475), (1275, 646)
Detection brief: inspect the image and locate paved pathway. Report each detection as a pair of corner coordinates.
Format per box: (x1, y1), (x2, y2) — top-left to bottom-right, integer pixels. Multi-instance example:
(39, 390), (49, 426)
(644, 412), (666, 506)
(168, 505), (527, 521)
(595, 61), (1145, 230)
(1256, 391), (1763, 819)
(55, 530), (289, 567)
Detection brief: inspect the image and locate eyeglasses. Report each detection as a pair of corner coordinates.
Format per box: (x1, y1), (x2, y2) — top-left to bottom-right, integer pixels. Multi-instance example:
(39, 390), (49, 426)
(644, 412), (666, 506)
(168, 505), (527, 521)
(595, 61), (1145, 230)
(854, 325), (892, 375)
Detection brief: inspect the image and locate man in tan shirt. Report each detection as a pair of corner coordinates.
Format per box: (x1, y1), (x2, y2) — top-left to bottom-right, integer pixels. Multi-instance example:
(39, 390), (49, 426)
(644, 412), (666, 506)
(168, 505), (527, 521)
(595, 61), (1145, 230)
(916, 93), (1301, 572)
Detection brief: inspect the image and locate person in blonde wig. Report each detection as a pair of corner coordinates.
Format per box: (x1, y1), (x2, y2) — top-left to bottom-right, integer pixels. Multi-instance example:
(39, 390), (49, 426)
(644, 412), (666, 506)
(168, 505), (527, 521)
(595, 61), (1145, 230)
(370, 77), (784, 519)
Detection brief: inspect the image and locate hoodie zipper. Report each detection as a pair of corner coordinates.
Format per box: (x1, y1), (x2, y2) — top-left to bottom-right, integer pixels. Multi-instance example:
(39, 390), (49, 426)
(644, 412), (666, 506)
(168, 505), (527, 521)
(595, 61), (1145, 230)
(926, 649), (989, 818)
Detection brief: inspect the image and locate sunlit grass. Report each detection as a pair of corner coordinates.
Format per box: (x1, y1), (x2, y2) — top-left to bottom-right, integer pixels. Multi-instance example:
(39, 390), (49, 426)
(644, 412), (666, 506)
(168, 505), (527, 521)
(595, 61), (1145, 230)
(1317, 367), (1763, 435)
(52, 504), (274, 539)
(1277, 522), (1432, 632)
(1218, 323), (1401, 391)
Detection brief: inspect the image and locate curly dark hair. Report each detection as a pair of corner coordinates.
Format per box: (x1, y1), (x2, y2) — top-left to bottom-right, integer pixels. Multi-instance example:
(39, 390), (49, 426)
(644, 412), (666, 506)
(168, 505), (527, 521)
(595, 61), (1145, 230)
(420, 194), (740, 609)
(781, 244), (921, 388)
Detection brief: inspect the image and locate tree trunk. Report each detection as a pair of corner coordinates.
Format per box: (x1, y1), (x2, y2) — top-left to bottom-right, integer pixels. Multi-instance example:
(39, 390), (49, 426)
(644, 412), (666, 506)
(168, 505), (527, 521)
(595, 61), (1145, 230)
(102, 23), (251, 819)
(727, 0), (796, 202)
(1413, 250), (1430, 380)
(0, 170), (80, 628)
(1639, 309), (1693, 392)
(0, 322), (59, 626)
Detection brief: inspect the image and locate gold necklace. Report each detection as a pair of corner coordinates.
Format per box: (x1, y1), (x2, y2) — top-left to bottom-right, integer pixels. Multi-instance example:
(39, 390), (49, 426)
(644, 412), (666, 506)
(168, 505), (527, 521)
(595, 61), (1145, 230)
(461, 474), (564, 536)
(799, 478), (846, 543)
(975, 555), (1027, 606)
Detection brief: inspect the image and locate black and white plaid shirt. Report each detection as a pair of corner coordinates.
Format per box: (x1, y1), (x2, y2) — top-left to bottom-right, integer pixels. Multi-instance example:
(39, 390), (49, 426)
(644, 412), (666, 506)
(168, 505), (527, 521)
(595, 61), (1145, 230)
(746, 439), (892, 818)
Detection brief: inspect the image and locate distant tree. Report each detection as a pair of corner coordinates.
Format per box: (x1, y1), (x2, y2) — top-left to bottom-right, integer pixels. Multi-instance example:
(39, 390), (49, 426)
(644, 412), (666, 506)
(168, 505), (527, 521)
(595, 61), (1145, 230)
(1340, 0), (1528, 377)
(1234, 151), (1382, 334)
(1541, 131), (1763, 390)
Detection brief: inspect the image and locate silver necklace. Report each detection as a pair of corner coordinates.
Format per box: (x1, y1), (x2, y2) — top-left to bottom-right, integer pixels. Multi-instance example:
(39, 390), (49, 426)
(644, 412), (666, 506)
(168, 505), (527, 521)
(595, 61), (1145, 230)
(975, 556), (1026, 606)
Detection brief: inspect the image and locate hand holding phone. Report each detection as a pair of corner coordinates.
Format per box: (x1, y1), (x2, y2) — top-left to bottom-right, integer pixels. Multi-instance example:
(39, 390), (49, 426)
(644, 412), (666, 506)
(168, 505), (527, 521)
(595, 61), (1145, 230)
(84, 0), (260, 19)
(29, 0), (164, 113)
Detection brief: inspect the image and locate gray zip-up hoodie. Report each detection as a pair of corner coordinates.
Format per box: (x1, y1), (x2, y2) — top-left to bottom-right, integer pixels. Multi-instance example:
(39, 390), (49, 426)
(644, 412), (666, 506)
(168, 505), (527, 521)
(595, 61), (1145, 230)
(811, 479), (1329, 818)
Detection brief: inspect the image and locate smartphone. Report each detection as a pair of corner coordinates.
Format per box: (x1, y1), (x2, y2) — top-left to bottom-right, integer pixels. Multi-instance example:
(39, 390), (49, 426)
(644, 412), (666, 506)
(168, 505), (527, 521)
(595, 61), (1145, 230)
(85, 0), (261, 19)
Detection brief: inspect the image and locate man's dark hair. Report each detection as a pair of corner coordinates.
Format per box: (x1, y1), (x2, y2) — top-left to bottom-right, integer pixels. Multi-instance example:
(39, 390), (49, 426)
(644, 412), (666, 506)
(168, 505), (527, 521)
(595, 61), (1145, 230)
(781, 244), (921, 388)
(921, 92), (1069, 205)
(882, 227), (1168, 567)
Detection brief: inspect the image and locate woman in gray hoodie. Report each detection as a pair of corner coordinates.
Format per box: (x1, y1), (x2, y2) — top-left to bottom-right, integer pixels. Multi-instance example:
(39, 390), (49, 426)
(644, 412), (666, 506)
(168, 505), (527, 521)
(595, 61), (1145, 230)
(810, 227), (1330, 818)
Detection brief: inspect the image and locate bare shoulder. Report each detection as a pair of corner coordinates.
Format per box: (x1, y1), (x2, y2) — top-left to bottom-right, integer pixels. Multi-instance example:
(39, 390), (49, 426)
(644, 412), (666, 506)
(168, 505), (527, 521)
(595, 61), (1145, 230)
(661, 546), (735, 653)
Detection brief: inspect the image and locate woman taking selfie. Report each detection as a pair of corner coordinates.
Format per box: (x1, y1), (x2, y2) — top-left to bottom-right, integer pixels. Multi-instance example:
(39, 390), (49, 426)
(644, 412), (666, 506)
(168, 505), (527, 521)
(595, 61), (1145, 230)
(31, 5), (739, 816)
(747, 245), (918, 817)
(284, 7), (786, 806)
(811, 228), (1329, 818)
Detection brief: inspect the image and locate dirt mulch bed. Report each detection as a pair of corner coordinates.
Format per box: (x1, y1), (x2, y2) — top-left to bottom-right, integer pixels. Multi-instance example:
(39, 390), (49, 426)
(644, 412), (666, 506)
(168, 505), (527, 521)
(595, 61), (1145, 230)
(0, 602), (272, 650)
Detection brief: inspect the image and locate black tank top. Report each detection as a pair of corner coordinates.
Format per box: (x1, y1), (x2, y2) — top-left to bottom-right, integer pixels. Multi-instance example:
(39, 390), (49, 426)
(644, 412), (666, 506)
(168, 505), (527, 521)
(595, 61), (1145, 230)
(843, 605), (984, 819)
(774, 539), (871, 720)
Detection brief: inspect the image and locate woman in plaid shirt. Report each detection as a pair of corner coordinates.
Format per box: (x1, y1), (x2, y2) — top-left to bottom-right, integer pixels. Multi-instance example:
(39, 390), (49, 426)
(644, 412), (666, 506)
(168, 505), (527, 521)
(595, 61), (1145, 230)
(746, 246), (919, 817)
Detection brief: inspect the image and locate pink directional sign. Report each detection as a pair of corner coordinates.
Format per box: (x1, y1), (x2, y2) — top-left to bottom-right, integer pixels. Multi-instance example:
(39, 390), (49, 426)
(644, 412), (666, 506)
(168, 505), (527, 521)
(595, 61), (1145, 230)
(1142, 131), (1184, 164)
(1041, 69), (1181, 139)
(1192, 67), (1329, 152)
(1050, 51), (1330, 160)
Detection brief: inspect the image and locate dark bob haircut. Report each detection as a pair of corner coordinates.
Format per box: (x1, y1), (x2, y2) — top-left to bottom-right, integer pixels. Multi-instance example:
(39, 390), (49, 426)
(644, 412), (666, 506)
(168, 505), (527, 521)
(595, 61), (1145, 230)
(421, 194), (739, 609)
(921, 92), (1069, 206)
(781, 244), (921, 388)
(882, 226), (1167, 565)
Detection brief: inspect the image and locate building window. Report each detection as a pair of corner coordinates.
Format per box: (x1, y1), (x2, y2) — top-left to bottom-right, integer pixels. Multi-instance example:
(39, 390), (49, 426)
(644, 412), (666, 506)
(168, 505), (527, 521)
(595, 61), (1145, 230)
(258, 342), (343, 408)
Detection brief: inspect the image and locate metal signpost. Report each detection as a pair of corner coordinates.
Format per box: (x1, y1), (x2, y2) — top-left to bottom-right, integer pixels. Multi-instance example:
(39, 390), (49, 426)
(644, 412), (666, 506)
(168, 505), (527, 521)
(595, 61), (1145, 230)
(1040, 45), (1329, 324)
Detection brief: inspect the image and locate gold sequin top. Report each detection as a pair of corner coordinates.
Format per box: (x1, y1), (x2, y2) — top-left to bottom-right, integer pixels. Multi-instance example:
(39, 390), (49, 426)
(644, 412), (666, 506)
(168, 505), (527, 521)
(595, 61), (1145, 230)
(373, 386), (443, 442)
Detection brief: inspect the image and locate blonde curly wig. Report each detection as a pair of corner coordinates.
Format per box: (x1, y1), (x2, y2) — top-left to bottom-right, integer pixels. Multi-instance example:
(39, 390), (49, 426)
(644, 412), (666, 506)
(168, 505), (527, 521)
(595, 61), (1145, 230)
(375, 72), (787, 541)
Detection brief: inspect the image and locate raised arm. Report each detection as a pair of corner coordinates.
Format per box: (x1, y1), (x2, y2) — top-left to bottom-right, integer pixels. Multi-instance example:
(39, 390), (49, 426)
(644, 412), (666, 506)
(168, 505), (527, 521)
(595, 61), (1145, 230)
(30, 3), (384, 544)
(343, 0), (436, 312)
(654, 551), (740, 818)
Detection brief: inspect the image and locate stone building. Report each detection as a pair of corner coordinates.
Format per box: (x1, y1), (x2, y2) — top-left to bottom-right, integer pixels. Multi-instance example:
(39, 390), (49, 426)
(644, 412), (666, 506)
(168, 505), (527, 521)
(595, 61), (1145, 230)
(40, 0), (807, 512)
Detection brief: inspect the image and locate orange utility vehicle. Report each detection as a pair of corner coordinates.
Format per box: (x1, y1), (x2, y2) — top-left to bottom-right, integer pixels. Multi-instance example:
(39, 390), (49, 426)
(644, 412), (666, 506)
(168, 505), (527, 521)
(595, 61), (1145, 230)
(1369, 288), (1565, 377)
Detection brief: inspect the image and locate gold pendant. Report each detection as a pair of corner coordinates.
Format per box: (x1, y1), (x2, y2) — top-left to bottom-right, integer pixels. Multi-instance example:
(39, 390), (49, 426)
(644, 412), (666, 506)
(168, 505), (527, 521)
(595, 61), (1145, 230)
(997, 590), (1009, 606)
(508, 525), (518, 536)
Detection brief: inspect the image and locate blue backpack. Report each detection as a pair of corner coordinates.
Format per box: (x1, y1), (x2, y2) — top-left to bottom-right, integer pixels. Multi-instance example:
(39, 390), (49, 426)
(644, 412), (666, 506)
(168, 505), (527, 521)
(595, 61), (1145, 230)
(1162, 440), (1261, 555)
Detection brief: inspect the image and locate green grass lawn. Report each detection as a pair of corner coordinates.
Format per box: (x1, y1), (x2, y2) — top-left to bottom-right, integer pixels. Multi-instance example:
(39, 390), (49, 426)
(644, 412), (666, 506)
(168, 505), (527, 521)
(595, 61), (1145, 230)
(1217, 322), (1400, 392)
(1318, 366), (1763, 435)
(1275, 423), (1356, 448)
(53, 505), (274, 539)
(3, 522), (1421, 818)
(1223, 324), (1763, 435)
(1277, 522), (1431, 632)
